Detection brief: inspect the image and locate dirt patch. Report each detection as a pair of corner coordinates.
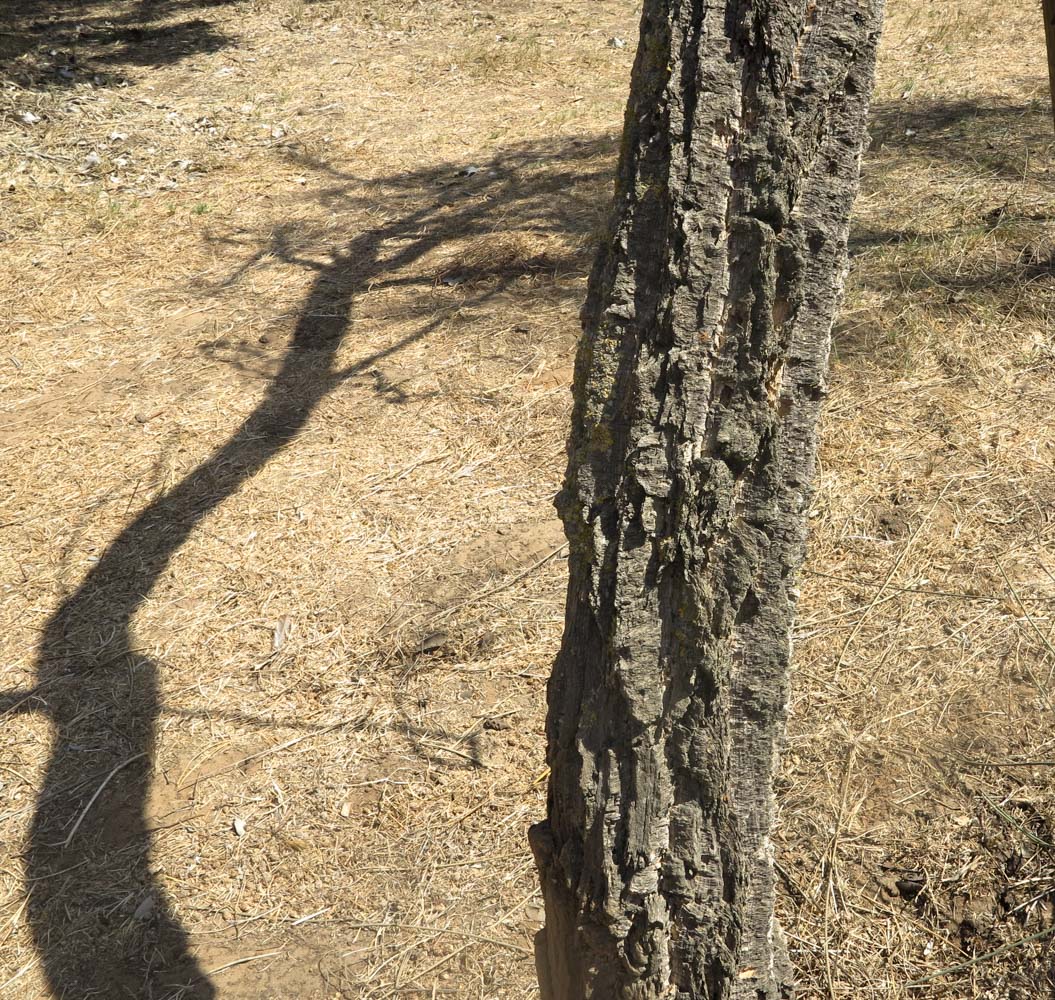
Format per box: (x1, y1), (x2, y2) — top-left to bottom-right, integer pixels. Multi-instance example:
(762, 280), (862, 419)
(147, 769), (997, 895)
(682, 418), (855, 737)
(414, 518), (566, 611)
(450, 519), (565, 578)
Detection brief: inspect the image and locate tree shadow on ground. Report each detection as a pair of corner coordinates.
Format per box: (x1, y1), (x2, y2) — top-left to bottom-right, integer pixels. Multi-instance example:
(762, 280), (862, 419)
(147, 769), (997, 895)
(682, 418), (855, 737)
(0, 132), (613, 999)
(868, 97), (1053, 179)
(2, 0), (241, 88)
(834, 96), (1055, 363)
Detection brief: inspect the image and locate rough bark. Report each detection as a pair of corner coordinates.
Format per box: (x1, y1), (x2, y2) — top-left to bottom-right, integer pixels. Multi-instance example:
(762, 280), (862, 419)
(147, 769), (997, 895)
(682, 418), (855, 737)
(530, 2), (884, 998)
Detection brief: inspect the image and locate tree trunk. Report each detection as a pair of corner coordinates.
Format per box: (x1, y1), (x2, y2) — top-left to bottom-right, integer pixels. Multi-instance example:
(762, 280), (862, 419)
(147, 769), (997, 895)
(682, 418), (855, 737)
(530, 2), (884, 998)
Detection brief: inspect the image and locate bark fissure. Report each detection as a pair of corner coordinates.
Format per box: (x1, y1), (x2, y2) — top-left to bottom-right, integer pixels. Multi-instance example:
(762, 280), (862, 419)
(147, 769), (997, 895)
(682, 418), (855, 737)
(532, 3), (884, 998)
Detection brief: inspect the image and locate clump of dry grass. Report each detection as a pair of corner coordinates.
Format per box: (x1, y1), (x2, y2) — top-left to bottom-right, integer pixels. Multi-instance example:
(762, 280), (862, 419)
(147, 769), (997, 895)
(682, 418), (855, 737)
(459, 36), (547, 79)
(435, 231), (577, 285)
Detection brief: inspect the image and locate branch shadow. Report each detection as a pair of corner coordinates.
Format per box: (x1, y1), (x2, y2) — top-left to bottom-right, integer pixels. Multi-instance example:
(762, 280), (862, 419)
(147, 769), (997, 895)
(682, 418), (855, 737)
(0, 132), (614, 998)
(2, 0), (240, 89)
(834, 96), (1055, 363)
(868, 97), (1053, 180)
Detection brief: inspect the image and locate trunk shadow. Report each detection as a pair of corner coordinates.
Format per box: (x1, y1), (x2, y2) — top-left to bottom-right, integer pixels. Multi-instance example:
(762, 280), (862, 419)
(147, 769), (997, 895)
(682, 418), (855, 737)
(3, 134), (615, 998)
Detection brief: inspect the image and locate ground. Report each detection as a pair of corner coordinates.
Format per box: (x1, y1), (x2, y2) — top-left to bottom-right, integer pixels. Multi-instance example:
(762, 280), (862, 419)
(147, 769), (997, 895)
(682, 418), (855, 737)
(1, 1), (1054, 997)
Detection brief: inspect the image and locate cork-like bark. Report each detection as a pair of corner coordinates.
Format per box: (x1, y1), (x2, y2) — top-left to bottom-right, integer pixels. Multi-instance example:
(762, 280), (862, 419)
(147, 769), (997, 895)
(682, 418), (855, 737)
(530, 2), (884, 998)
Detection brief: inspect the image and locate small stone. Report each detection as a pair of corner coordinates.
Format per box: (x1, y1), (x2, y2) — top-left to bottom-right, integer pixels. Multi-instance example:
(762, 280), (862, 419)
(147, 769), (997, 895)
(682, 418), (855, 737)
(895, 878), (924, 901)
(133, 894), (156, 920)
(415, 631), (448, 655)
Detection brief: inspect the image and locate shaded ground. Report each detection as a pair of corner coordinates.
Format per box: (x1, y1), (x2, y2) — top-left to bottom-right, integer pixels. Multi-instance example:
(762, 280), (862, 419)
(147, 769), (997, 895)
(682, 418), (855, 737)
(2, 0), (241, 90)
(2, 0), (1055, 998)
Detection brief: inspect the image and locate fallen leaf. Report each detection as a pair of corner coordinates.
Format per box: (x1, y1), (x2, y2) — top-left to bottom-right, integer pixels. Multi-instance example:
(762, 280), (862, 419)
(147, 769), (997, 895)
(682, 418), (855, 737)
(272, 615), (293, 652)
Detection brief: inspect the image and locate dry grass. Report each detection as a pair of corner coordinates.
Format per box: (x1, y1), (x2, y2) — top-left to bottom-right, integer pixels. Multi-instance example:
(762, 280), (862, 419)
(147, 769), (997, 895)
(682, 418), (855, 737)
(776, 4), (1055, 996)
(2, 0), (1055, 997)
